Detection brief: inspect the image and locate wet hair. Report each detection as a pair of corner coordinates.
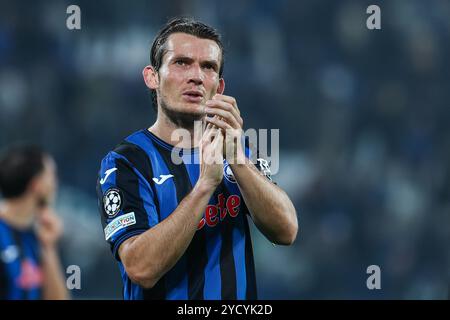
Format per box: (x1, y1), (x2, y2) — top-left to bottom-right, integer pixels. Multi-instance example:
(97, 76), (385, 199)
(0, 144), (46, 199)
(149, 17), (225, 110)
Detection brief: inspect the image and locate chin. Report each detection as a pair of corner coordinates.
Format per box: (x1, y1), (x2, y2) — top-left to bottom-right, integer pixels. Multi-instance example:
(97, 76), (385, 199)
(161, 103), (204, 128)
(172, 103), (204, 117)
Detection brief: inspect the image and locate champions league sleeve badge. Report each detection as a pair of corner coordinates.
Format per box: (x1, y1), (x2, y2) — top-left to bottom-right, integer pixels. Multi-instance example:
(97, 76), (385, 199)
(103, 188), (123, 217)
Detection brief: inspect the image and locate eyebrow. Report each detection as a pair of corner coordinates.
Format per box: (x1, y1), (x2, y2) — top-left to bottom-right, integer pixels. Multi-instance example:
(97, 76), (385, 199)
(171, 55), (219, 69)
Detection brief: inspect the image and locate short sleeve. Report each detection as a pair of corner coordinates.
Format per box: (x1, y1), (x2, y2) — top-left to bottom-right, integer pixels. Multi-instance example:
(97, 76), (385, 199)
(96, 152), (158, 261)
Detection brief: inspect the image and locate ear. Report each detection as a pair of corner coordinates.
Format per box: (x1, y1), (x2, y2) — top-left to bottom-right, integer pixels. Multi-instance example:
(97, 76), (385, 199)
(143, 65), (159, 90)
(216, 78), (225, 94)
(27, 174), (42, 195)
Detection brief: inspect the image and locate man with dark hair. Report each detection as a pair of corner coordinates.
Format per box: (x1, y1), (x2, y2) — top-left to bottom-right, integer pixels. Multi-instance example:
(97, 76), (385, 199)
(96, 17), (298, 300)
(148, 17), (225, 112)
(0, 145), (68, 300)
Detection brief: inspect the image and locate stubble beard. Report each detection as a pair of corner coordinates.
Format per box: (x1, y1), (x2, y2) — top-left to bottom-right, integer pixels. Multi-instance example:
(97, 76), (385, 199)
(159, 97), (204, 130)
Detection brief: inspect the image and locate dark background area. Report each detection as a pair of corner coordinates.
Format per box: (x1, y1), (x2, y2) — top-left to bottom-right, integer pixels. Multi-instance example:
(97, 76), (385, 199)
(0, 0), (448, 299)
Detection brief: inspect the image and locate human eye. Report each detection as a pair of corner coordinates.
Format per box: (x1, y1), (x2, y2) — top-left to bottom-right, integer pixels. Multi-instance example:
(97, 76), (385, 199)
(202, 62), (217, 72)
(174, 58), (187, 66)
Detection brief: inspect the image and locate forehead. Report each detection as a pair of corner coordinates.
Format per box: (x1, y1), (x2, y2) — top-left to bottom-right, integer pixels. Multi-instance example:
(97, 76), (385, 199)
(163, 32), (221, 63)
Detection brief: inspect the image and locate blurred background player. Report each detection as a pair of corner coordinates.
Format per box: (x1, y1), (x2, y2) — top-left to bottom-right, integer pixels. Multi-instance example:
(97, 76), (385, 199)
(0, 145), (69, 300)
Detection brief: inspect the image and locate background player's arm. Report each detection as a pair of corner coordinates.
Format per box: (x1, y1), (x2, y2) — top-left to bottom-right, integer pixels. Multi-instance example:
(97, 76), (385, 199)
(36, 208), (70, 300)
(118, 126), (224, 289)
(205, 94), (298, 245)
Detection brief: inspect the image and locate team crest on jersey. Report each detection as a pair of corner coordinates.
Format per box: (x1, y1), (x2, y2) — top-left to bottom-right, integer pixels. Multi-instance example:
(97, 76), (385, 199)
(223, 162), (236, 183)
(103, 188), (122, 217)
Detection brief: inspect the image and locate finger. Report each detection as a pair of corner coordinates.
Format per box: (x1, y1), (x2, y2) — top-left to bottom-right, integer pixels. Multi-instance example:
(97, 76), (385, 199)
(38, 216), (57, 231)
(205, 116), (233, 132)
(202, 129), (223, 165)
(209, 126), (223, 144)
(206, 98), (239, 119)
(204, 113), (221, 132)
(205, 103), (242, 129)
(37, 211), (52, 224)
(212, 129), (224, 152)
(203, 117), (218, 134)
(205, 107), (239, 128)
(207, 117), (219, 130)
(202, 125), (217, 144)
(213, 94), (240, 115)
(38, 213), (51, 223)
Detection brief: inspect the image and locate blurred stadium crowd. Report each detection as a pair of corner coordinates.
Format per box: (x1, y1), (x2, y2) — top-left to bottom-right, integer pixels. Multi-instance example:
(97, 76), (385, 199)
(0, 0), (448, 298)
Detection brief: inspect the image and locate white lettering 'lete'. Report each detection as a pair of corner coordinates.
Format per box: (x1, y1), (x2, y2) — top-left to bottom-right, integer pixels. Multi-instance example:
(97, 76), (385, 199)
(152, 174), (174, 185)
(100, 168), (118, 185)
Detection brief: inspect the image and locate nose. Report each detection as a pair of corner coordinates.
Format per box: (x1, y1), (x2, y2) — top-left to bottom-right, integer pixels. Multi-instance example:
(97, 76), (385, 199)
(187, 63), (204, 85)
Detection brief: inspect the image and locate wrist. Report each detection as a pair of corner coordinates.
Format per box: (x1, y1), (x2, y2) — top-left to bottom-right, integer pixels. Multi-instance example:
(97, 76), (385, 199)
(40, 245), (59, 258)
(225, 148), (246, 164)
(229, 155), (250, 168)
(39, 240), (58, 251)
(195, 178), (219, 196)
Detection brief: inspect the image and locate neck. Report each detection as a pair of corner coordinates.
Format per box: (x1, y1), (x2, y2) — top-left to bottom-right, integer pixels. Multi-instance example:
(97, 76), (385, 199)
(149, 110), (204, 149)
(0, 197), (36, 230)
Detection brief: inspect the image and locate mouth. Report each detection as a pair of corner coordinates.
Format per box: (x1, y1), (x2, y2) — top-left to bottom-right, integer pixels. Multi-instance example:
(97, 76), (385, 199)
(182, 90), (204, 103)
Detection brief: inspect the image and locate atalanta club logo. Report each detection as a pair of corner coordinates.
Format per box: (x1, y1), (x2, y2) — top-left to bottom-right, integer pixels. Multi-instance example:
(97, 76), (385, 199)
(223, 162), (236, 183)
(103, 188), (122, 217)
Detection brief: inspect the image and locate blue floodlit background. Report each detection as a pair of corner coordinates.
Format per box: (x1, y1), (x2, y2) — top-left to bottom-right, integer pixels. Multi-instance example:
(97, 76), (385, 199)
(0, 0), (448, 299)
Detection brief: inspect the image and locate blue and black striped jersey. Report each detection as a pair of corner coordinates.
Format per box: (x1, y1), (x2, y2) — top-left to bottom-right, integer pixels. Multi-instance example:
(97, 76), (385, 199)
(0, 220), (43, 300)
(96, 129), (258, 300)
